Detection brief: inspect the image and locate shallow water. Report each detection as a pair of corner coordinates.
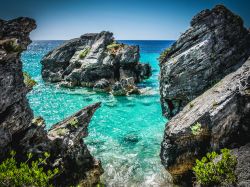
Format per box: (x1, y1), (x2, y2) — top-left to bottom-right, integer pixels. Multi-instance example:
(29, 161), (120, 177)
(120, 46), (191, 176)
(22, 40), (174, 186)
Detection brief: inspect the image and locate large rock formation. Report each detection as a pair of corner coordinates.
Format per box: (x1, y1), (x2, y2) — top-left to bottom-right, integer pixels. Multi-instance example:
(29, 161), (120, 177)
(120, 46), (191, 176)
(160, 58), (250, 184)
(0, 17), (103, 186)
(159, 5), (250, 118)
(160, 5), (250, 186)
(41, 31), (151, 95)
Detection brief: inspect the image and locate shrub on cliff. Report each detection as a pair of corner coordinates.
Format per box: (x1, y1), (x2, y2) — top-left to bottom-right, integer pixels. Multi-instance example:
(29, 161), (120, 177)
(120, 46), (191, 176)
(159, 47), (171, 63)
(106, 42), (121, 50)
(107, 42), (123, 54)
(193, 148), (237, 186)
(79, 48), (90, 59)
(191, 122), (202, 135)
(23, 72), (37, 88)
(0, 39), (22, 53)
(0, 151), (59, 187)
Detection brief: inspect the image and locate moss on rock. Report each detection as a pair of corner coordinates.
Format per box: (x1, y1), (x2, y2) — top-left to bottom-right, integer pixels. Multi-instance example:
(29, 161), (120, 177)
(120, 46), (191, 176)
(159, 47), (171, 63)
(79, 48), (90, 59)
(23, 72), (37, 89)
(0, 39), (23, 53)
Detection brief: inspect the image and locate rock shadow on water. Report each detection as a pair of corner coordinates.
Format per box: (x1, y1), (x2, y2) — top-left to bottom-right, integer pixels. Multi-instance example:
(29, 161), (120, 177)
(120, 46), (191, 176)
(83, 97), (93, 102)
(121, 132), (141, 146)
(104, 99), (118, 107)
(125, 103), (136, 107)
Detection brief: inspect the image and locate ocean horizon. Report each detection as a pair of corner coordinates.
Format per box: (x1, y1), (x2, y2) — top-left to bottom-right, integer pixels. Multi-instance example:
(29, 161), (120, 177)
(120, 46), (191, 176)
(2, 1), (250, 186)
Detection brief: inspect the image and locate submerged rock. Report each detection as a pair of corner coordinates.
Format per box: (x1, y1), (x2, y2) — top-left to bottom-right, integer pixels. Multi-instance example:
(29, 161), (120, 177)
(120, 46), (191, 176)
(0, 17), (103, 186)
(160, 57), (250, 184)
(123, 132), (140, 144)
(159, 5), (250, 118)
(41, 31), (151, 95)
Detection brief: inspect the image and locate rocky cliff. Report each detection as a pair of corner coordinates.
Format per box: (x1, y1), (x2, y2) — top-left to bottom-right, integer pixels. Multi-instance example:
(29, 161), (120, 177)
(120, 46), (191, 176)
(0, 17), (103, 186)
(159, 5), (250, 118)
(41, 31), (151, 95)
(160, 5), (250, 186)
(160, 58), (250, 184)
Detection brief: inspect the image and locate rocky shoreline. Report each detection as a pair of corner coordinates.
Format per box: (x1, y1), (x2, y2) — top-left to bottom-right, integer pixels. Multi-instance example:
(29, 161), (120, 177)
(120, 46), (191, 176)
(1, 4), (250, 187)
(41, 31), (151, 96)
(0, 17), (103, 186)
(159, 5), (250, 186)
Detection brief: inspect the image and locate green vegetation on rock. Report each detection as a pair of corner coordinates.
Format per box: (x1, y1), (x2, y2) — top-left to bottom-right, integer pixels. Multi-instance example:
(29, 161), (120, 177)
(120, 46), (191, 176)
(79, 48), (90, 59)
(0, 39), (23, 53)
(96, 182), (105, 187)
(23, 72), (37, 88)
(193, 148), (237, 186)
(0, 151), (59, 187)
(106, 42), (122, 50)
(212, 100), (218, 108)
(106, 42), (124, 55)
(57, 128), (68, 136)
(32, 116), (45, 126)
(189, 102), (194, 108)
(159, 47), (171, 62)
(69, 117), (79, 128)
(191, 122), (202, 135)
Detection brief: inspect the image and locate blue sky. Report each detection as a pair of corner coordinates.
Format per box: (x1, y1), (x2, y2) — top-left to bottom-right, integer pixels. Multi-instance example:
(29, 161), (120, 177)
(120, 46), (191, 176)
(0, 0), (249, 40)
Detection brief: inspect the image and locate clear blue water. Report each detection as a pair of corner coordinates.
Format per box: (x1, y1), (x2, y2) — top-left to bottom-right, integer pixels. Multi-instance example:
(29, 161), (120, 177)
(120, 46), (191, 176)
(22, 40), (174, 186)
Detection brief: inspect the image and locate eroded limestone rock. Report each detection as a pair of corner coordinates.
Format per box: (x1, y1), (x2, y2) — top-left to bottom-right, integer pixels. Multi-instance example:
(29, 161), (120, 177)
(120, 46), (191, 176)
(160, 57), (250, 184)
(41, 31), (151, 96)
(0, 17), (103, 186)
(159, 5), (250, 118)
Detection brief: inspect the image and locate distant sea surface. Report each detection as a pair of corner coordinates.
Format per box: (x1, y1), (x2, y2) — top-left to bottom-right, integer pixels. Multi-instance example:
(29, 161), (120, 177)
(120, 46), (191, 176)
(22, 40), (174, 186)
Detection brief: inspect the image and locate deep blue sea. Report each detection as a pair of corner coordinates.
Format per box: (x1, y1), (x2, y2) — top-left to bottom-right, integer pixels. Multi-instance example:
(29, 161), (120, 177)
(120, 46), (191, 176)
(22, 40), (174, 186)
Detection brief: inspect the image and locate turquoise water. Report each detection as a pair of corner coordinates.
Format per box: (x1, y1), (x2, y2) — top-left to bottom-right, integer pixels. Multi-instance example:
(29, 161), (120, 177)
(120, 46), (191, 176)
(22, 40), (174, 186)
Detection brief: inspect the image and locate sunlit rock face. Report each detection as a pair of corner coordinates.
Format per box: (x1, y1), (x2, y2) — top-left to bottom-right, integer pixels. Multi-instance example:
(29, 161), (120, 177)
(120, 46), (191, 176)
(159, 5), (250, 118)
(160, 58), (250, 184)
(0, 17), (103, 186)
(41, 31), (151, 95)
(159, 5), (250, 186)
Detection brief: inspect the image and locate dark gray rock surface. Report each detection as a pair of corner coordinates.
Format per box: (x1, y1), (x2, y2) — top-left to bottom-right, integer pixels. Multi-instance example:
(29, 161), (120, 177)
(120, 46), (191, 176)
(232, 143), (250, 186)
(0, 17), (36, 156)
(41, 31), (151, 95)
(159, 5), (250, 118)
(0, 17), (103, 186)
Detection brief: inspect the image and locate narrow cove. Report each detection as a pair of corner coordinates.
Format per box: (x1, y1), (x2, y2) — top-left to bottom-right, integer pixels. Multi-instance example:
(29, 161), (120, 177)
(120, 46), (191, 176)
(22, 40), (174, 186)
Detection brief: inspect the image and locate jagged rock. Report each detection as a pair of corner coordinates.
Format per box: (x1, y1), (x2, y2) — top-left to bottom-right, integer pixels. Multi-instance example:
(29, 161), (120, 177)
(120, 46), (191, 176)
(41, 31), (151, 95)
(111, 81), (127, 96)
(159, 5), (250, 118)
(0, 17), (36, 156)
(93, 78), (111, 92)
(111, 77), (139, 96)
(0, 17), (103, 186)
(160, 58), (250, 184)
